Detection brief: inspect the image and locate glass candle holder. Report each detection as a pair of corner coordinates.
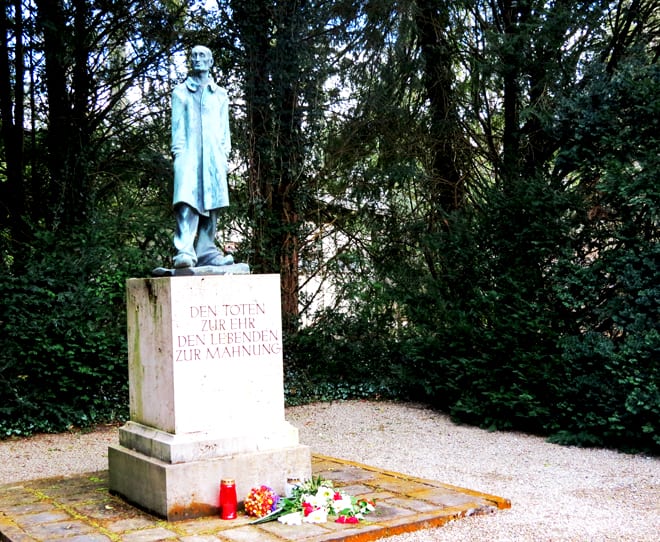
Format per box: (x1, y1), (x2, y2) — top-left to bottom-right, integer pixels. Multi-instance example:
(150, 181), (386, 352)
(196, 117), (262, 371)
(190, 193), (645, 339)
(219, 478), (237, 519)
(285, 477), (301, 498)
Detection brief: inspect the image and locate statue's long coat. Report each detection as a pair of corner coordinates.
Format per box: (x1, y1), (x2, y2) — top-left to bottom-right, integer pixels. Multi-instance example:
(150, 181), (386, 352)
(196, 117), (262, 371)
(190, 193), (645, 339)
(171, 77), (231, 215)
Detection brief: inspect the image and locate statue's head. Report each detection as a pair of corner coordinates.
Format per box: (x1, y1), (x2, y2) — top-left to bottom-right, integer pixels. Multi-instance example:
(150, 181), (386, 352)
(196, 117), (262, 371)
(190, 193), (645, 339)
(190, 45), (213, 73)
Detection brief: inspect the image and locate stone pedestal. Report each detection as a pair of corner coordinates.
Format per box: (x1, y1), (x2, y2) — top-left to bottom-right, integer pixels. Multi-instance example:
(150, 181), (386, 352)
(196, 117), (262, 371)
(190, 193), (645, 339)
(108, 274), (311, 521)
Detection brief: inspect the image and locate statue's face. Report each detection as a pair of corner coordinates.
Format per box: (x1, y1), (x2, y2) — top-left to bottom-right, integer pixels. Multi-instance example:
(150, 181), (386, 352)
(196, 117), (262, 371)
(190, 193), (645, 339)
(191, 48), (213, 73)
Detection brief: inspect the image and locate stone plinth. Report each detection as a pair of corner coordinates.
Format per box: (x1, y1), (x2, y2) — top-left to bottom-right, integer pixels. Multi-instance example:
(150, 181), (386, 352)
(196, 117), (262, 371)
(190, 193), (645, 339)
(108, 274), (311, 521)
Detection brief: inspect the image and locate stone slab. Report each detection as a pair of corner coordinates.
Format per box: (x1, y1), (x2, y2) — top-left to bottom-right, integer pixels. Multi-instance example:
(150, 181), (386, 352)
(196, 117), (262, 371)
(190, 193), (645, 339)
(151, 263), (251, 276)
(117, 420), (301, 463)
(0, 454), (511, 541)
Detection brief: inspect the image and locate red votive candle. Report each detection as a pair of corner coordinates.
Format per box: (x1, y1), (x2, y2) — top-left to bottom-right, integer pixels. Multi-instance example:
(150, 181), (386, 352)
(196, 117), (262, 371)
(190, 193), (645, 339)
(219, 479), (237, 519)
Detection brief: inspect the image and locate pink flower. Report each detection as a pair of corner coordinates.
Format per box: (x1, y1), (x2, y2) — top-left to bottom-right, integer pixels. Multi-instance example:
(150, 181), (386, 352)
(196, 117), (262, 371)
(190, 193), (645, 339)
(336, 515), (359, 524)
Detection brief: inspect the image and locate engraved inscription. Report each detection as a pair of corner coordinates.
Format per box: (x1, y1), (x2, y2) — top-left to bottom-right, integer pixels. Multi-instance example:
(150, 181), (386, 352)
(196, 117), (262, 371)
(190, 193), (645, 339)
(175, 302), (280, 361)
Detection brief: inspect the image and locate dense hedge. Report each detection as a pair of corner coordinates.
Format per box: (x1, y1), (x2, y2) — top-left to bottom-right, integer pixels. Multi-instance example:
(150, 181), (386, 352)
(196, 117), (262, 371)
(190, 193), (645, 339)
(0, 214), (171, 436)
(0, 229), (130, 435)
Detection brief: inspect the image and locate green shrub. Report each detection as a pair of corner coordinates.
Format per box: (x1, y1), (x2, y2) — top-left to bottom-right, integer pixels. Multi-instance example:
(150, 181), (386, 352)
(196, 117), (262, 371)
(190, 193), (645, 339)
(0, 227), (136, 436)
(284, 303), (407, 406)
(385, 57), (660, 453)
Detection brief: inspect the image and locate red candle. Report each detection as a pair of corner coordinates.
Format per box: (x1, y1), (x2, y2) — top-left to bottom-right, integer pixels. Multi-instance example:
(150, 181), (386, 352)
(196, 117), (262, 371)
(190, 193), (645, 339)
(219, 479), (237, 519)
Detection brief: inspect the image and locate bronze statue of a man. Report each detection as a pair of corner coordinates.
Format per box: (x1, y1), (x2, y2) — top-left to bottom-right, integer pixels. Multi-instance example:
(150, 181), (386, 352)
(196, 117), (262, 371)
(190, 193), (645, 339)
(171, 45), (233, 268)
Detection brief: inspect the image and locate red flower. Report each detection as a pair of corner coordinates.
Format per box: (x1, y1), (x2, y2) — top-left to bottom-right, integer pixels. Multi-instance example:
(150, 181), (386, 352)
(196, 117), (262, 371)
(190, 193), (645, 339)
(336, 515), (359, 524)
(333, 491), (342, 501)
(302, 502), (314, 517)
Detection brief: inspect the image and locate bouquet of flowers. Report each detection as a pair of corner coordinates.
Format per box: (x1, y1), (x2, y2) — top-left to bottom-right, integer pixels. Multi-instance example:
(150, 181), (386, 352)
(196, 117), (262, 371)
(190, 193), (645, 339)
(244, 485), (280, 518)
(248, 476), (375, 525)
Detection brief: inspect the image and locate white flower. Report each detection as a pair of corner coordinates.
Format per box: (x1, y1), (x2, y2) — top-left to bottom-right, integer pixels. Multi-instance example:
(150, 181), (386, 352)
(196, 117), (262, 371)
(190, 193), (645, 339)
(303, 508), (328, 523)
(278, 511), (303, 525)
(316, 485), (335, 500)
(331, 496), (354, 514)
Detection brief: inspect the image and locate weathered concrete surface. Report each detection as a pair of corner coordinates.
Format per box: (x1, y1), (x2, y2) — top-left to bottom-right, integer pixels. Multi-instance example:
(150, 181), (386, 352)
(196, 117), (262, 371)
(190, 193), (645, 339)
(0, 454), (510, 541)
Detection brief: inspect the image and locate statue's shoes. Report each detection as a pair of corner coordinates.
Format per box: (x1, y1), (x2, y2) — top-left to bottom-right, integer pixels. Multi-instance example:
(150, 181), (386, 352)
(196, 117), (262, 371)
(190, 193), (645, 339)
(173, 254), (195, 268)
(199, 253), (234, 267)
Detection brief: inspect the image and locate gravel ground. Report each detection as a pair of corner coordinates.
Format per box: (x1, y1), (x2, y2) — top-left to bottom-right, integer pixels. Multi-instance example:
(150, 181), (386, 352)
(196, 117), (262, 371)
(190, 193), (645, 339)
(1, 400), (658, 541)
